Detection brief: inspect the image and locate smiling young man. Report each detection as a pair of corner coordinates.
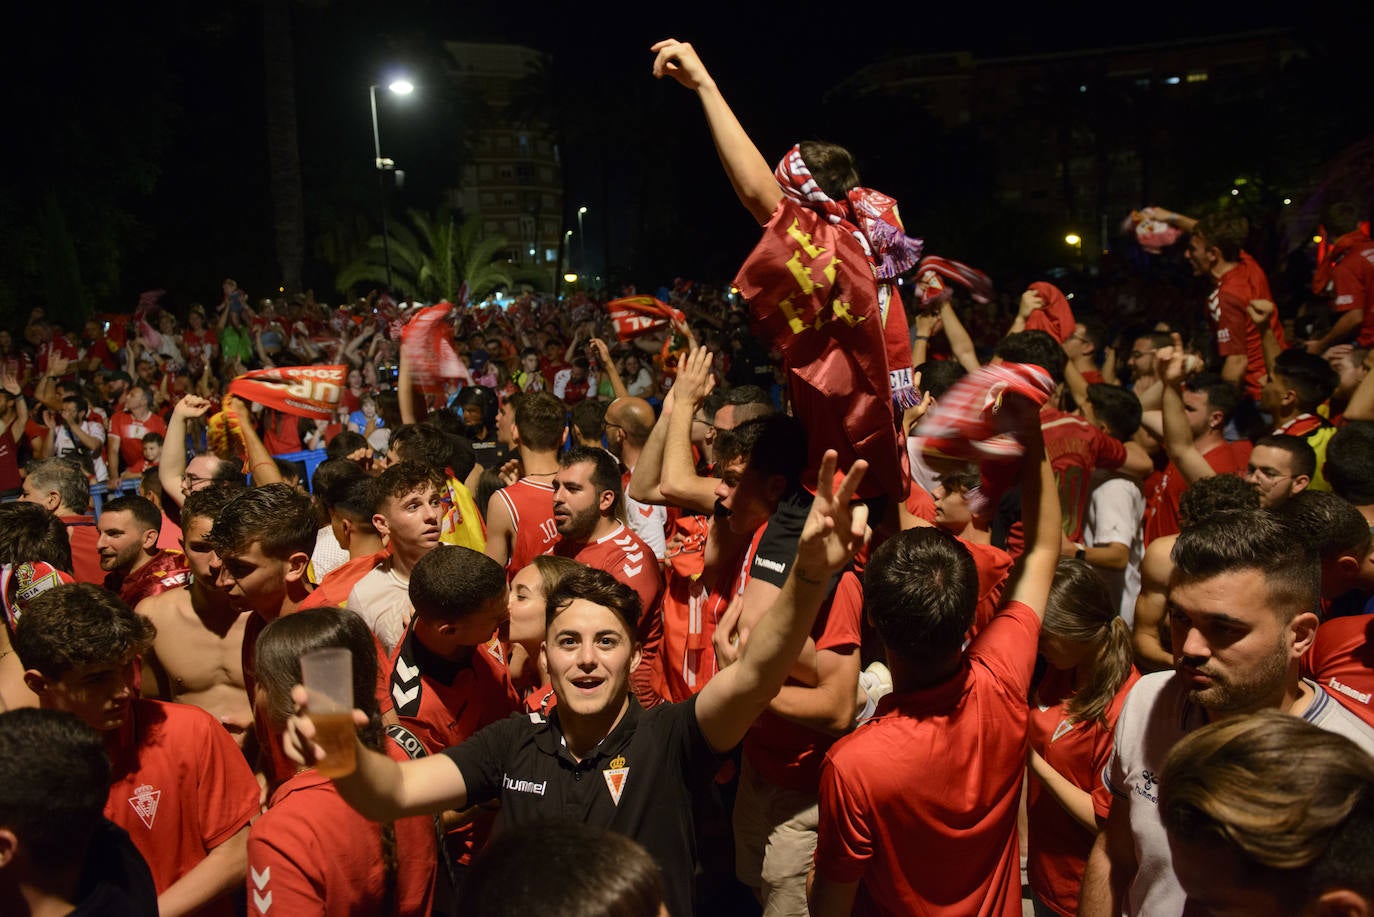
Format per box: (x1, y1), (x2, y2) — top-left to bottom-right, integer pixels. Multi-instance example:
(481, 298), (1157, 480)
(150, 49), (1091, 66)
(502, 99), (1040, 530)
(14, 583), (258, 917)
(346, 462), (445, 654)
(97, 495), (189, 609)
(1079, 511), (1374, 917)
(285, 451), (870, 917)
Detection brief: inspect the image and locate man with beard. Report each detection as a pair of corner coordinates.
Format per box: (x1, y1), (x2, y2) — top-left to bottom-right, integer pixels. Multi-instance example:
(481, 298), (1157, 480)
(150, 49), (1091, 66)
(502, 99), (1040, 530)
(1079, 510), (1374, 917)
(137, 487), (253, 745)
(96, 495), (189, 609)
(550, 446), (663, 618)
(603, 396), (667, 560)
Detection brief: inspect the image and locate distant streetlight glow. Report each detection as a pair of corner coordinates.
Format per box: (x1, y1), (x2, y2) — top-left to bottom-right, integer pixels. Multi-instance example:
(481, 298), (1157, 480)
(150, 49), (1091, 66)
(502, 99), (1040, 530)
(1064, 234), (1081, 246)
(388, 79), (414, 95)
(1283, 198), (1292, 205)
(564, 273), (578, 283)
(1313, 235), (1323, 244)
(370, 75), (417, 290)
(578, 206), (588, 215)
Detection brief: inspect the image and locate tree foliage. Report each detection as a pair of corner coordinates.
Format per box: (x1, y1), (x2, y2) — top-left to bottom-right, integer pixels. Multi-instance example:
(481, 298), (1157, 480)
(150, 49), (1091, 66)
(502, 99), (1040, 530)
(333, 208), (512, 302)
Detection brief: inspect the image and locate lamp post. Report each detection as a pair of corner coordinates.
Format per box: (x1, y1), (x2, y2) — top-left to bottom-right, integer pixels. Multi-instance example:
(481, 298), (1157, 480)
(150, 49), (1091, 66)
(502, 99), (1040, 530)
(369, 78), (414, 292)
(577, 205), (588, 274)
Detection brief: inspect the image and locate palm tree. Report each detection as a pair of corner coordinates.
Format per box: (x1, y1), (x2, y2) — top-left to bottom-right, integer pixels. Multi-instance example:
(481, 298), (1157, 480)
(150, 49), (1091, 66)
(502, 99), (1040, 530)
(333, 207), (512, 302)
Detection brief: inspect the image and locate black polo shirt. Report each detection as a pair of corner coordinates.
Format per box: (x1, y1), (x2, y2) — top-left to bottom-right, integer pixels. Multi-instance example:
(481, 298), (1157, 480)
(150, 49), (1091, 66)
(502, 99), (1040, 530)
(443, 693), (722, 917)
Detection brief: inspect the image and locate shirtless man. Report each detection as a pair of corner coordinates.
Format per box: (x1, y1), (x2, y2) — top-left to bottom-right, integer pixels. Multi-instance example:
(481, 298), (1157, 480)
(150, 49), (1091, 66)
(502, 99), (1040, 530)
(138, 486), (254, 744)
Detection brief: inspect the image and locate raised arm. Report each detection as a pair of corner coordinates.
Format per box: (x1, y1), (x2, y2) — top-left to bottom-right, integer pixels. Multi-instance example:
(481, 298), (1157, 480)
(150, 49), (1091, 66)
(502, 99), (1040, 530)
(939, 302), (983, 373)
(651, 39), (782, 226)
(228, 397), (281, 486)
(1158, 335), (1215, 484)
(655, 346), (720, 514)
(695, 451), (869, 753)
(1007, 406), (1061, 619)
(590, 338), (629, 401)
(161, 395), (213, 508)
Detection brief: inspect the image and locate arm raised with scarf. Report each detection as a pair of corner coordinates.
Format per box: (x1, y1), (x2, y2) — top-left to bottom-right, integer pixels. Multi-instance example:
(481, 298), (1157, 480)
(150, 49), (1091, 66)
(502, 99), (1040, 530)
(651, 39), (782, 226)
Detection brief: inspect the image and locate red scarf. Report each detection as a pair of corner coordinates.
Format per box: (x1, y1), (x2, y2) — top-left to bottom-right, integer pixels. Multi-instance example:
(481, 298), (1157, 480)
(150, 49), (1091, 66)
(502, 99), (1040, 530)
(400, 303), (470, 395)
(606, 296), (685, 341)
(227, 364), (346, 420)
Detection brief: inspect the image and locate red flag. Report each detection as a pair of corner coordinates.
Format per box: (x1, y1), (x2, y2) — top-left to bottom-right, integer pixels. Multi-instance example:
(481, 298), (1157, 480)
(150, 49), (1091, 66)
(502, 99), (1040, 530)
(227, 364), (346, 420)
(734, 199), (902, 499)
(605, 296), (685, 341)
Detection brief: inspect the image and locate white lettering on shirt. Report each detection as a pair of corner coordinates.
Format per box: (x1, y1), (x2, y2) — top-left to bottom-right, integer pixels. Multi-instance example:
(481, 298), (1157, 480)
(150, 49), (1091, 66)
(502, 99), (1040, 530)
(502, 774), (547, 796)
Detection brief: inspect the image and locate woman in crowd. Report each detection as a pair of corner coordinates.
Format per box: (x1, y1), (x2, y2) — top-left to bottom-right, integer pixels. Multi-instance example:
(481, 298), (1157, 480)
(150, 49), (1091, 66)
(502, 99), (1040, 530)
(1026, 559), (1140, 917)
(249, 607), (436, 916)
(505, 554), (582, 706)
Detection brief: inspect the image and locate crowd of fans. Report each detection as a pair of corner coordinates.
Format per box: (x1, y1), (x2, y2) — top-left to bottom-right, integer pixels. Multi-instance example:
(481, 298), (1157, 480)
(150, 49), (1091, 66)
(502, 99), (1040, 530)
(2, 37), (1373, 917)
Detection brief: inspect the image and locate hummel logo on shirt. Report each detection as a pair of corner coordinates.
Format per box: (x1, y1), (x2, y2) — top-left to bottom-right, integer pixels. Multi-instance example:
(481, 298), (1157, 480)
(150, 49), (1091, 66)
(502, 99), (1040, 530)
(502, 774), (547, 796)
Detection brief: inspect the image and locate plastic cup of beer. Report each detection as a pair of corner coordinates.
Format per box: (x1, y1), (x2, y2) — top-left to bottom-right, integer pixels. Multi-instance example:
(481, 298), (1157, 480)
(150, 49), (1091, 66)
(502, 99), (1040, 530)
(300, 647), (357, 778)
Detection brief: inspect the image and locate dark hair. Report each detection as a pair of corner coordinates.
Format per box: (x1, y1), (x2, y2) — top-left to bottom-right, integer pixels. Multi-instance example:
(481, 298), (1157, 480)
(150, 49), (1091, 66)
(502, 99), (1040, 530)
(863, 528), (978, 668)
(1325, 201), (1362, 238)
(423, 407), (465, 440)
(798, 141), (861, 201)
(995, 330), (1066, 385)
(1042, 559), (1136, 727)
(1324, 422), (1374, 505)
(1193, 211), (1249, 263)
(391, 424), (476, 481)
(559, 445), (625, 522)
(1273, 349), (1339, 412)
(513, 392), (567, 452)
(1184, 373), (1241, 426)
(140, 431), (163, 447)
(545, 566), (641, 642)
(24, 457), (89, 514)
(13, 583), (155, 679)
(332, 476), (379, 533)
(570, 398), (607, 441)
(409, 545), (507, 623)
(1252, 434), (1317, 481)
(182, 485), (245, 529)
(1160, 709), (1374, 908)
(0, 708), (110, 870)
(1087, 383), (1142, 441)
(325, 430), (369, 461)
(0, 501), (73, 572)
(1171, 510), (1319, 622)
(1177, 475), (1261, 529)
(371, 461), (446, 509)
(914, 359), (967, 400)
(717, 414), (806, 494)
(101, 495), (162, 536)
(210, 483), (318, 560)
(1271, 490), (1370, 562)
(724, 384), (774, 408)
(311, 458), (368, 512)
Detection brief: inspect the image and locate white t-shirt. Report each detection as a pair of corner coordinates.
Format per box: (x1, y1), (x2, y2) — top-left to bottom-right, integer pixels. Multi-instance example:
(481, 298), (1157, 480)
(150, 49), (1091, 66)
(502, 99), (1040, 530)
(1104, 672), (1374, 917)
(311, 525), (349, 580)
(54, 418), (109, 483)
(1083, 472), (1145, 626)
(346, 563), (411, 654)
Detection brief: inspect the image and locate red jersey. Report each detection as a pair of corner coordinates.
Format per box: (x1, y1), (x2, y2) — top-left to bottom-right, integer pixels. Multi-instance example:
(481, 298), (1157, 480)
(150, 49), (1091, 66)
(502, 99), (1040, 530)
(963, 538), (1013, 640)
(1026, 666), (1141, 916)
(106, 699), (259, 916)
(0, 428), (19, 493)
(247, 749), (436, 917)
(107, 549), (190, 609)
(1207, 252), (1284, 400)
(262, 410), (302, 456)
(1142, 439), (1252, 546)
(62, 514), (104, 585)
(1274, 412), (1328, 438)
(494, 478), (556, 575)
(1304, 613), (1374, 728)
(1040, 408), (1126, 542)
(653, 534), (747, 704)
(743, 569), (862, 793)
(553, 522), (664, 619)
(815, 601), (1040, 917)
(1319, 231), (1374, 347)
(181, 329), (218, 369)
(109, 411), (167, 475)
(388, 626), (519, 865)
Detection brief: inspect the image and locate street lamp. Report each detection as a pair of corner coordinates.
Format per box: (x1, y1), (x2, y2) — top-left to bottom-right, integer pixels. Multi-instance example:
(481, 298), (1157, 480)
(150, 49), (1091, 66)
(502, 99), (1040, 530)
(577, 206), (588, 274)
(369, 78), (415, 292)
(1064, 233), (1083, 261)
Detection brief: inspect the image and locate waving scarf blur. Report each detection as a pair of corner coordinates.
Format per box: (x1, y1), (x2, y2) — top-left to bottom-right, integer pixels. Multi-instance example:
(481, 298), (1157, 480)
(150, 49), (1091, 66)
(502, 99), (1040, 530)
(606, 296), (686, 341)
(402, 302), (471, 395)
(227, 364), (346, 419)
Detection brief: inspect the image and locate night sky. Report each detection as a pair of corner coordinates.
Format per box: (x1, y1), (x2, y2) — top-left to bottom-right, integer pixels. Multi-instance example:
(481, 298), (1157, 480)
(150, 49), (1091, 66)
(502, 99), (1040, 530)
(2, 0), (1346, 318)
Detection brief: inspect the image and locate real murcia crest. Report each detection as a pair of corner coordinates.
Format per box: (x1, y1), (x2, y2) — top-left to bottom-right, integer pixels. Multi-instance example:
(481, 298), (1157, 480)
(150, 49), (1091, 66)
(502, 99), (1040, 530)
(603, 754), (629, 806)
(128, 783), (161, 829)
